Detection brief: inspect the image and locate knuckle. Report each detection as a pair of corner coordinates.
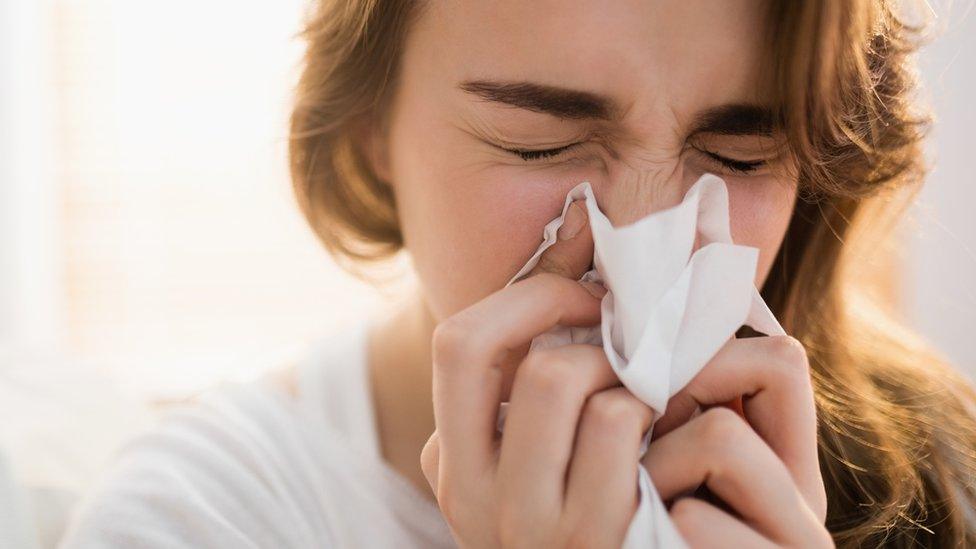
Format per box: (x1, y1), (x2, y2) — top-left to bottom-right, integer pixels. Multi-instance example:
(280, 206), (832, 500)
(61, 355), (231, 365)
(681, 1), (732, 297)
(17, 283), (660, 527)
(765, 335), (812, 388)
(518, 350), (578, 401)
(696, 406), (748, 454)
(431, 319), (464, 360)
(584, 390), (647, 436)
(431, 317), (484, 367)
(419, 435), (438, 477)
(768, 335), (809, 369)
(669, 497), (705, 529)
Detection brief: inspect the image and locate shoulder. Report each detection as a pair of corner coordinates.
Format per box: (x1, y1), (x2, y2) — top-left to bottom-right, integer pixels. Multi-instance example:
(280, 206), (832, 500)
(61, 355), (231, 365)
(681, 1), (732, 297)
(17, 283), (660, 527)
(59, 323), (379, 548)
(59, 376), (337, 548)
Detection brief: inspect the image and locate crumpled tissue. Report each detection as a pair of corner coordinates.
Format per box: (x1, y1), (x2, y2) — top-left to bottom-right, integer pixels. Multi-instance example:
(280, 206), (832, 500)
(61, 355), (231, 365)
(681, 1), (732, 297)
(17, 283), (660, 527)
(501, 173), (786, 548)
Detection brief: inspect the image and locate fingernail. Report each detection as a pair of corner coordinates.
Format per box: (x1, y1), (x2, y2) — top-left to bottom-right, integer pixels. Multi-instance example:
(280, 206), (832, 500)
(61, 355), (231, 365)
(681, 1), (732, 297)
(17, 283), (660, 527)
(557, 201), (587, 240)
(579, 280), (607, 298)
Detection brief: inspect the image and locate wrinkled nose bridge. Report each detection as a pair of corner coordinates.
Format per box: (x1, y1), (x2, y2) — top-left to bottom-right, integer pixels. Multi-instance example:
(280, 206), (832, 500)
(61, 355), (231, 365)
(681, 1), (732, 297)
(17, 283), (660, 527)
(590, 163), (687, 228)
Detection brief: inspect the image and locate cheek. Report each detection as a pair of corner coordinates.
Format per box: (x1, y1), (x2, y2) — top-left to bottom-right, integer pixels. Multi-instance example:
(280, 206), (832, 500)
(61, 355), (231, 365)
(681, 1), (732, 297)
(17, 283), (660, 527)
(386, 80), (585, 321)
(725, 178), (797, 287)
(392, 137), (587, 320)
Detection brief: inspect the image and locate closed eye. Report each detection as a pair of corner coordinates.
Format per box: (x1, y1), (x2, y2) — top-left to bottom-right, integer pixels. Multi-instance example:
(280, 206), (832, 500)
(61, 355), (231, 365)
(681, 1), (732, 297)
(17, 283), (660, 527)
(502, 143), (580, 161)
(696, 148), (765, 174)
(501, 142), (766, 176)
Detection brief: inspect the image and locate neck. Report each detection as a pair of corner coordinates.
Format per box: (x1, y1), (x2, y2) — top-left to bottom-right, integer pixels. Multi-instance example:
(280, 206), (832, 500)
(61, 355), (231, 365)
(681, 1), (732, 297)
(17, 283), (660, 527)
(366, 289), (438, 499)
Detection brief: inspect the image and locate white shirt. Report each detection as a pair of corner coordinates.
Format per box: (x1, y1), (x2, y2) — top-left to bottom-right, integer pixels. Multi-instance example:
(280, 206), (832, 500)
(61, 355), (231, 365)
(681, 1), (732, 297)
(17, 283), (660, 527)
(58, 319), (456, 548)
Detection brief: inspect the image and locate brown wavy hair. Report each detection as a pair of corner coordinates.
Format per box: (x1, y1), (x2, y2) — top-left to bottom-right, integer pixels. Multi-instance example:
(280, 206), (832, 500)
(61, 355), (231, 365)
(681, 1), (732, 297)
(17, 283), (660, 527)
(289, 0), (976, 545)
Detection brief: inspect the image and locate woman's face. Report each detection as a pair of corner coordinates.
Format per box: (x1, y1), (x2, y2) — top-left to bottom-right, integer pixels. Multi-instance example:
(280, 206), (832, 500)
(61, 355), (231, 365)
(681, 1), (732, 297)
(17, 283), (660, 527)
(375, 0), (798, 321)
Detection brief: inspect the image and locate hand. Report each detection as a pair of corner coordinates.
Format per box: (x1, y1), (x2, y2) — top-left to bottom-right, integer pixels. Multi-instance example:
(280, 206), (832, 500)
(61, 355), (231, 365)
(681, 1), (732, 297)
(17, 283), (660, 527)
(420, 200), (653, 548)
(642, 335), (833, 547)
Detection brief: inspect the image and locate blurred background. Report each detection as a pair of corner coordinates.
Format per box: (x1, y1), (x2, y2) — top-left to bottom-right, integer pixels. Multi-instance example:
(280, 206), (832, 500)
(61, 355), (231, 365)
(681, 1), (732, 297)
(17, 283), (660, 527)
(0, 1), (402, 546)
(0, 1), (973, 547)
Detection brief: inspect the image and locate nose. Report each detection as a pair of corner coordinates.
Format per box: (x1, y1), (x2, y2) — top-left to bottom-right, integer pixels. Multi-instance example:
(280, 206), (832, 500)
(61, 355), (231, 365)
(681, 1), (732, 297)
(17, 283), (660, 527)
(591, 158), (694, 228)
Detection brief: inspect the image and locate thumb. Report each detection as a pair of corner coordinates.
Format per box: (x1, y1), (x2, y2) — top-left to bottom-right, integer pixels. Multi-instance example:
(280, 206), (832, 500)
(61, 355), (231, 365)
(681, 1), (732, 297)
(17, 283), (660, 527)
(524, 199), (595, 282)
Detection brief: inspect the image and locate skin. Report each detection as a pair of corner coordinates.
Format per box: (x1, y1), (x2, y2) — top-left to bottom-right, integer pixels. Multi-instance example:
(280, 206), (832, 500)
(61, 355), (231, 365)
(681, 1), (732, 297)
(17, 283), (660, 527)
(353, 0), (831, 546)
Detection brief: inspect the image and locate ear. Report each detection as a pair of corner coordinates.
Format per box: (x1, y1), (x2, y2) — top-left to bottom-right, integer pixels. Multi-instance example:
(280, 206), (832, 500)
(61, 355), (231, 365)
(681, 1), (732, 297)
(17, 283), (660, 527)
(351, 113), (393, 185)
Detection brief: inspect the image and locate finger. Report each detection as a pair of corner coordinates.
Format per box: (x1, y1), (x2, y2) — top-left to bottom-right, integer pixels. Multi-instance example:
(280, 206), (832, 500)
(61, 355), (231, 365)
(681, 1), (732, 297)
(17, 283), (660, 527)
(563, 387), (654, 547)
(522, 200), (595, 281)
(500, 199), (598, 382)
(650, 335), (824, 518)
(496, 345), (622, 512)
(431, 273), (606, 482)
(669, 498), (775, 549)
(641, 407), (812, 542)
(420, 431), (440, 494)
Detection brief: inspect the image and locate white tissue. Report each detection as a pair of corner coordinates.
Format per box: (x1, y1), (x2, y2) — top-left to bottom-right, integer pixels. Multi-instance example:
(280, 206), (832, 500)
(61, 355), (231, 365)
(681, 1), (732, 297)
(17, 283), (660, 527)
(501, 173), (785, 548)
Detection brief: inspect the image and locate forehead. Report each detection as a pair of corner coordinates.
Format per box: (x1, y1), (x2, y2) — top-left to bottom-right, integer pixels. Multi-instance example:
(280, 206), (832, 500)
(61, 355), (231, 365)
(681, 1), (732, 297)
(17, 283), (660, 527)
(408, 0), (772, 121)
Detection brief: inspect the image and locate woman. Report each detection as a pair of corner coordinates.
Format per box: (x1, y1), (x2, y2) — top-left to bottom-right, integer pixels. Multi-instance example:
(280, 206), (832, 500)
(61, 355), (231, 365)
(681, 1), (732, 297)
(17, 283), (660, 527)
(61, 0), (976, 547)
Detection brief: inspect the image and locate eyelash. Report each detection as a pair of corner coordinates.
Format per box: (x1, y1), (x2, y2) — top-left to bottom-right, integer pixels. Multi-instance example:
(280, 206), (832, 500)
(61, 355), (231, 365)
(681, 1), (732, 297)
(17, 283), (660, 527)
(503, 144), (765, 174)
(697, 149), (765, 174)
(505, 144), (579, 162)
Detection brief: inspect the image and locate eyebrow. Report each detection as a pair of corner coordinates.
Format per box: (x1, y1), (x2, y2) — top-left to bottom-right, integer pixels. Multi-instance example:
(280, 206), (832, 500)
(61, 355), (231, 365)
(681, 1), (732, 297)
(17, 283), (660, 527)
(458, 79), (778, 137)
(458, 79), (615, 120)
(689, 104), (777, 136)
